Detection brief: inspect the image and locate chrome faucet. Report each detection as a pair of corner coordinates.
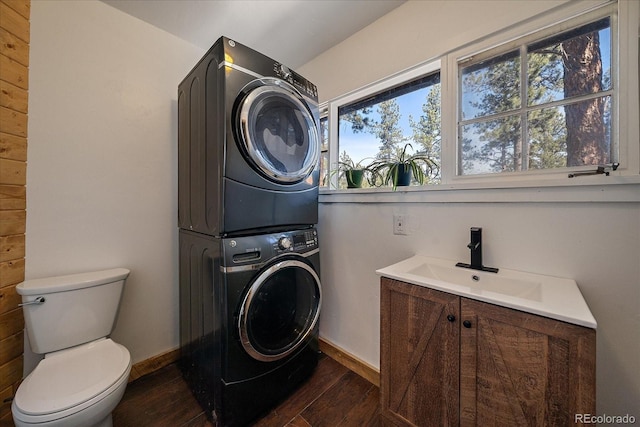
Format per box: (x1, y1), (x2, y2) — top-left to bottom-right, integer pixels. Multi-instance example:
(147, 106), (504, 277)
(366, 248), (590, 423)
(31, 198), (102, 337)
(456, 227), (499, 273)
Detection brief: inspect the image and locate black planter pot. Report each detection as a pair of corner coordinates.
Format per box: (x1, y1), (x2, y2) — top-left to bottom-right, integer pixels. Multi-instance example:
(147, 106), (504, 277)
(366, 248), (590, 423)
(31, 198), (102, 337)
(393, 164), (412, 187)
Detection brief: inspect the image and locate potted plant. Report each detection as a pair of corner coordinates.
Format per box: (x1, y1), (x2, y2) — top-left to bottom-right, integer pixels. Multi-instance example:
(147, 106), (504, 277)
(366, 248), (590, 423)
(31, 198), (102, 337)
(332, 154), (377, 189)
(370, 143), (439, 190)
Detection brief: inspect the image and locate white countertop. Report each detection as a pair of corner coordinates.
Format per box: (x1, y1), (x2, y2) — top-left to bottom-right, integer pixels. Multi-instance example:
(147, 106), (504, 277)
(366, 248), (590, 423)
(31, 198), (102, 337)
(376, 255), (597, 329)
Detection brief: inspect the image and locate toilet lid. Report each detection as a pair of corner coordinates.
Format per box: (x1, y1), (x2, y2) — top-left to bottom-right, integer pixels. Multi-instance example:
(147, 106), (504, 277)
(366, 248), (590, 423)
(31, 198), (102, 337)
(14, 339), (130, 416)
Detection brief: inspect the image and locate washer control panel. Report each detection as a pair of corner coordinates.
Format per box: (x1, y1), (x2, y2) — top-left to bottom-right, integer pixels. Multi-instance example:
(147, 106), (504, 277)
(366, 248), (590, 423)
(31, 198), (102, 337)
(273, 228), (318, 255)
(224, 227), (319, 267)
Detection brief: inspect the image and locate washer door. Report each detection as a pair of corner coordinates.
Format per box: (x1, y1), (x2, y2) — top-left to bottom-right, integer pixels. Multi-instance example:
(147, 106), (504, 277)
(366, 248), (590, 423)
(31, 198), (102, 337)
(238, 258), (321, 362)
(236, 78), (319, 184)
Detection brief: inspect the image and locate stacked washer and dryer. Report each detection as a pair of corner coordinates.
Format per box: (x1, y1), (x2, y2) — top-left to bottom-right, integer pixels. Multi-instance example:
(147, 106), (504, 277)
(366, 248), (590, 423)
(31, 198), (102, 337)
(177, 37), (322, 426)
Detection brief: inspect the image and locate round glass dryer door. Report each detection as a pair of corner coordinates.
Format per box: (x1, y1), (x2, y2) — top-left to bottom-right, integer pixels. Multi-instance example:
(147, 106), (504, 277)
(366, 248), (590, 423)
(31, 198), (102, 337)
(237, 78), (319, 183)
(238, 258), (321, 362)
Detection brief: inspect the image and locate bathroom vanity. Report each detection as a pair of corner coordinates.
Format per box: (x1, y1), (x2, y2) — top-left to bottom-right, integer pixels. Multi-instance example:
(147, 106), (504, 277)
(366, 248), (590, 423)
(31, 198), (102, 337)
(377, 256), (596, 427)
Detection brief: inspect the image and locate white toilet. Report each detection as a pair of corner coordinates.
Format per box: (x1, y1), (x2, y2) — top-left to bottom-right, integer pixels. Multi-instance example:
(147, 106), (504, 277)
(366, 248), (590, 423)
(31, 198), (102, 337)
(12, 268), (132, 427)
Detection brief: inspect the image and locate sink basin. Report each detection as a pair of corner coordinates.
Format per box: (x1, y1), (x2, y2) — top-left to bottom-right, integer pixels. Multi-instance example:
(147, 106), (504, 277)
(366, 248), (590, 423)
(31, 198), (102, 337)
(407, 263), (543, 301)
(377, 255), (596, 328)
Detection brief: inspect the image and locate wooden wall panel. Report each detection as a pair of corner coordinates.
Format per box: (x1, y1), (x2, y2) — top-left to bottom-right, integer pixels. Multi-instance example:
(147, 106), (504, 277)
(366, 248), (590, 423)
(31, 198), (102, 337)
(0, 55), (27, 90)
(0, 158), (25, 185)
(0, 80), (28, 112)
(0, 2), (29, 43)
(0, 107), (27, 137)
(0, 0), (29, 20)
(0, 184), (25, 210)
(0, 258), (24, 287)
(0, 209), (25, 235)
(0, 28), (29, 66)
(0, 234), (25, 262)
(0, 384), (15, 422)
(0, 1), (29, 423)
(0, 132), (27, 161)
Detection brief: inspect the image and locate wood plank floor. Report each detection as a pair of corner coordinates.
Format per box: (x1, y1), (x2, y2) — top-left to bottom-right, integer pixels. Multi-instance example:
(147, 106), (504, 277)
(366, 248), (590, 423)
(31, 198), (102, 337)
(113, 354), (380, 427)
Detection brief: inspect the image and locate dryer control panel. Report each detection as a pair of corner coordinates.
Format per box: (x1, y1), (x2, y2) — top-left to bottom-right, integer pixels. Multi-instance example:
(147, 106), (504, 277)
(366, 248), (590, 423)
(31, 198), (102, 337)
(274, 62), (318, 100)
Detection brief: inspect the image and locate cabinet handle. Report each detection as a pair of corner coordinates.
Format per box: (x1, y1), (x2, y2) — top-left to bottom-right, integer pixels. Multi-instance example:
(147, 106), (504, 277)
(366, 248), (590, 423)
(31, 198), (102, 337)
(463, 320), (472, 328)
(447, 314), (456, 322)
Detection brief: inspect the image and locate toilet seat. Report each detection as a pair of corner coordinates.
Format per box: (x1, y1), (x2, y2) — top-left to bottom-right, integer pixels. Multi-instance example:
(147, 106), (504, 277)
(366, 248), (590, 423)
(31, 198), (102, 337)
(12, 338), (131, 424)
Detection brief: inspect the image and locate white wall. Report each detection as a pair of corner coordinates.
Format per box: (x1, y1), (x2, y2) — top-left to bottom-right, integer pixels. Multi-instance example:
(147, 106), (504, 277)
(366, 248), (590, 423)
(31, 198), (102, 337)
(24, 0), (640, 419)
(300, 0), (569, 102)
(27, 0), (204, 365)
(300, 0), (640, 419)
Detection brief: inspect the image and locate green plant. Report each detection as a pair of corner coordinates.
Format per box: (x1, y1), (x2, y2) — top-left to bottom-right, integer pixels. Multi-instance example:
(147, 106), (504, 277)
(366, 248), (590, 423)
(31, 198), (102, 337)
(337, 157), (371, 172)
(370, 143), (439, 190)
(330, 155), (379, 189)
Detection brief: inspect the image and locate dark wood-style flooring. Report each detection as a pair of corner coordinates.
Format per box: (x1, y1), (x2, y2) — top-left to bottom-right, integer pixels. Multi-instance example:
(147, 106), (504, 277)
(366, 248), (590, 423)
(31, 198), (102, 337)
(112, 354), (380, 427)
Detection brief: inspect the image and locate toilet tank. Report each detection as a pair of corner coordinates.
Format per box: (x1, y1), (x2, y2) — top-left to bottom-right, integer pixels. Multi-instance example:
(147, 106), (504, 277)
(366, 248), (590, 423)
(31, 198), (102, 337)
(17, 268), (130, 354)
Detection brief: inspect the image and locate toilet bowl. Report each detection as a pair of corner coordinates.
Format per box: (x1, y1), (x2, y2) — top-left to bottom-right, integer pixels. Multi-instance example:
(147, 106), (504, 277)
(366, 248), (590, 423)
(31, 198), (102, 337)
(12, 339), (131, 427)
(12, 269), (131, 427)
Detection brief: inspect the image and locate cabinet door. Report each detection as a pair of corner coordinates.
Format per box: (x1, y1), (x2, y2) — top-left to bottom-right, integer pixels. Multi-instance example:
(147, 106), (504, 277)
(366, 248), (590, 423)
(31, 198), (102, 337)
(460, 298), (596, 427)
(380, 278), (460, 426)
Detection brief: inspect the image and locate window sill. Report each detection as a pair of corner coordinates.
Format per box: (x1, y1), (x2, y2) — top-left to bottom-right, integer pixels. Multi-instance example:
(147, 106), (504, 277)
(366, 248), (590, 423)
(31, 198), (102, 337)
(319, 174), (640, 204)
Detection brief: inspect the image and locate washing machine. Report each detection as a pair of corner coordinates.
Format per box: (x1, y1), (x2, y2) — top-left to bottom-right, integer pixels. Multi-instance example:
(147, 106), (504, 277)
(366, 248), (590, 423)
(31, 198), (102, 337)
(179, 226), (321, 426)
(178, 36), (321, 237)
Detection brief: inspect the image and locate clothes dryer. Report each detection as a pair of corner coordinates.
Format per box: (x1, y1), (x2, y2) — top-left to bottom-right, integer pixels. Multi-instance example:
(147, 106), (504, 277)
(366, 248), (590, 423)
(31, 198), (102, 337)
(178, 37), (320, 237)
(179, 226), (321, 426)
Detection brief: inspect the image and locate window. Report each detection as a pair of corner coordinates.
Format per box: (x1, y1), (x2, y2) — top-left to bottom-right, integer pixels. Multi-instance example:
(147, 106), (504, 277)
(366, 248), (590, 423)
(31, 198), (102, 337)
(458, 17), (614, 176)
(329, 70), (441, 189)
(319, 106), (329, 187)
(322, 1), (637, 193)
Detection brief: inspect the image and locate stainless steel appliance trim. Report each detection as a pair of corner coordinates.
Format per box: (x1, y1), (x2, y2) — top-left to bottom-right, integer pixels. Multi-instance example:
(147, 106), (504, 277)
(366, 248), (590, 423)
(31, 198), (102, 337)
(238, 78), (320, 183)
(218, 61), (264, 79)
(237, 258), (322, 362)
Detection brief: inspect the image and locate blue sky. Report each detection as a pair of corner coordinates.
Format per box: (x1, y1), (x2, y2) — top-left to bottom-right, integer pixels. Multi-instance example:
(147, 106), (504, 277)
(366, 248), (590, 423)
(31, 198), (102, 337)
(338, 86), (434, 164)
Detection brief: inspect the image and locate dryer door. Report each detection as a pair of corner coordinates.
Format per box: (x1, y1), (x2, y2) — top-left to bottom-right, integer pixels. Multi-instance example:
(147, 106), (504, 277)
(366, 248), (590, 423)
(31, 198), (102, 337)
(236, 78), (319, 184)
(238, 257), (321, 362)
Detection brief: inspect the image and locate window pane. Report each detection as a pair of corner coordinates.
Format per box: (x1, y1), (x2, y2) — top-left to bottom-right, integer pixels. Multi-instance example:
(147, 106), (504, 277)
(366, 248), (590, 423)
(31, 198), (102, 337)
(458, 14), (615, 177)
(528, 18), (611, 106)
(460, 50), (520, 120)
(529, 95), (611, 169)
(320, 116), (328, 152)
(337, 73), (441, 188)
(319, 116), (328, 186)
(460, 116), (521, 175)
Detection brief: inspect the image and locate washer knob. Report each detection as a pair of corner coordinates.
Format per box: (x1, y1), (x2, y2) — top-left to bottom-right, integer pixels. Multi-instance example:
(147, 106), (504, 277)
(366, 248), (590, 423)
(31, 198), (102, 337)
(278, 237), (292, 250)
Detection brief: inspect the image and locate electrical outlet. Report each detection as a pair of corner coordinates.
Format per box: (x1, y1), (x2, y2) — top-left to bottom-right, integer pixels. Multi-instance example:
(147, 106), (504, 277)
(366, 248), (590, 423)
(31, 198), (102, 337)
(393, 214), (408, 235)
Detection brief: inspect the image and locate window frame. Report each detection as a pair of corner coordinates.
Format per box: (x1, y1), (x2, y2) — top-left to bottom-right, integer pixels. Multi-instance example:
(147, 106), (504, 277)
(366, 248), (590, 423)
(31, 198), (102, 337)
(326, 59), (442, 190)
(319, 104), (329, 187)
(445, 1), (633, 184)
(321, 0), (639, 196)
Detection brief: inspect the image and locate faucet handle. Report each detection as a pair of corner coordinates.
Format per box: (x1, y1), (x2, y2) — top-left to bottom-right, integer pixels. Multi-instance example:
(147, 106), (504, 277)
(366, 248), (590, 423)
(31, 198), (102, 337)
(467, 242), (479, 250)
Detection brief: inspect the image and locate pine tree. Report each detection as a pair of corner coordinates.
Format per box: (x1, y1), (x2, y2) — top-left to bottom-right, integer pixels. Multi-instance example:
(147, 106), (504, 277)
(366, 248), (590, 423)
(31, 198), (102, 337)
(409, 84), (441, 182)
(460, 23), (607, 173)
(561, 31), (607, 166)
(372, 100), (404, 161)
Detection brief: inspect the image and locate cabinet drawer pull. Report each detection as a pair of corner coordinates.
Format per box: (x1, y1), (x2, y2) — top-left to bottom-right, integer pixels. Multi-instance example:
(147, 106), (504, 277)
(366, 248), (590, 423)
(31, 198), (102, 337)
(463, 320), (472, 328)
(447, 314), (456, 322)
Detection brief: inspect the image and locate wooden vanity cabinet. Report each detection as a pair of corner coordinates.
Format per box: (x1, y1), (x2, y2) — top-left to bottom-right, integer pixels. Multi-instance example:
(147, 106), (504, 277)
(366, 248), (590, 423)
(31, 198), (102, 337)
(380, 277), (461, 426)
(380, 277), (596, 427)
